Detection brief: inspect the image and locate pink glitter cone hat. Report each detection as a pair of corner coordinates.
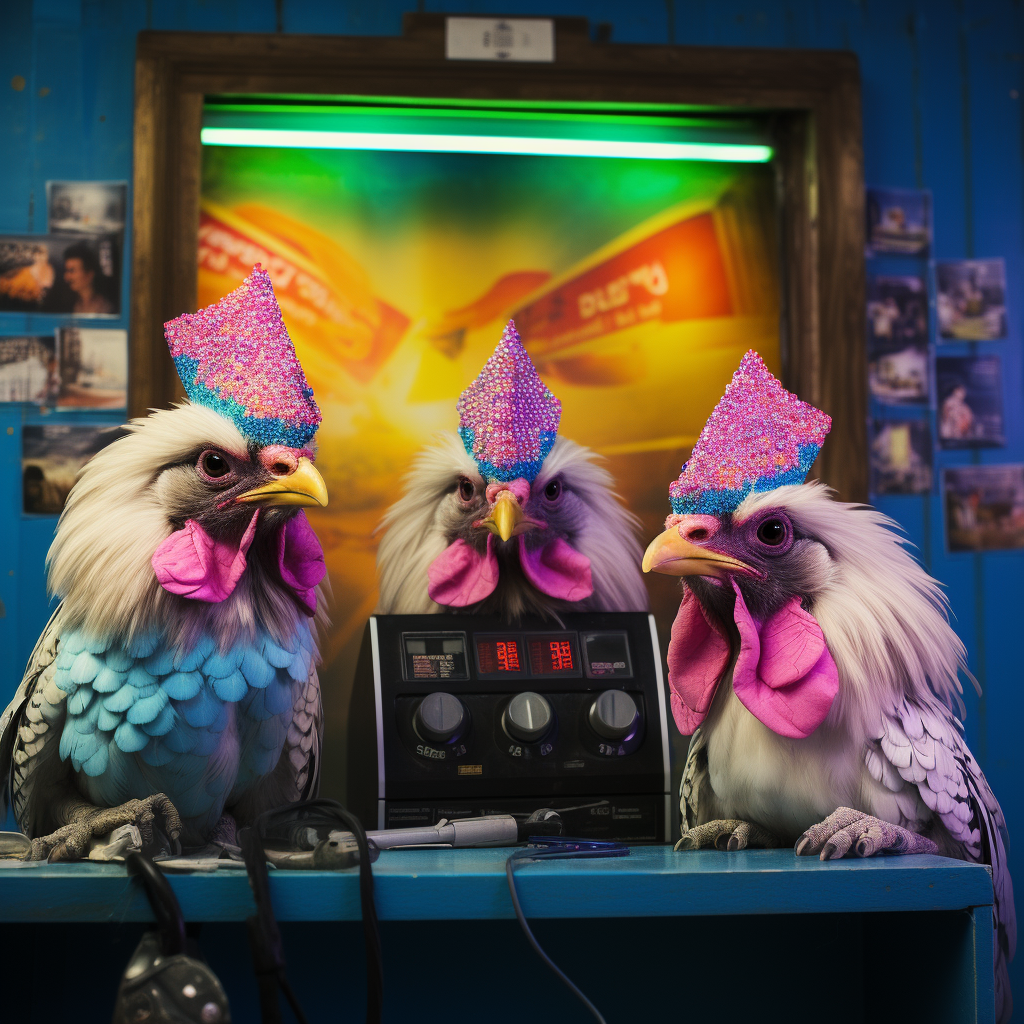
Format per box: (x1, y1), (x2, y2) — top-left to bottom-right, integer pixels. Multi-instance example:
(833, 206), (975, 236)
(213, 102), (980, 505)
(669, 350), (832, 516)
(164, 265), (321, 448)
(457, 320), (560, 482)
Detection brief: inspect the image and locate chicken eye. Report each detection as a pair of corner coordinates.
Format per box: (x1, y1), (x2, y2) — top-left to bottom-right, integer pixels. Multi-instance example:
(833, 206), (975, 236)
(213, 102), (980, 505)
(458, 477), (476, 502)
(199, 451), (230, 480)
(756, 518), (787, 546)
(544, 479), (561, 501)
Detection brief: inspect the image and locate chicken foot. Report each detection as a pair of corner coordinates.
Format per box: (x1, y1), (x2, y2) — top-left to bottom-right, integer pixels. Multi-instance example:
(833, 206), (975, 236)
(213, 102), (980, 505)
(31, 792), (182, 862)
(676, 819), (781, 851)
(795, 806), (939, 860)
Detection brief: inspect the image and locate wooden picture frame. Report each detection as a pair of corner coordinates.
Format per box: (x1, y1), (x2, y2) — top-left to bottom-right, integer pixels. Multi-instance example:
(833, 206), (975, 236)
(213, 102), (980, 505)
(131, 15), (866, 498)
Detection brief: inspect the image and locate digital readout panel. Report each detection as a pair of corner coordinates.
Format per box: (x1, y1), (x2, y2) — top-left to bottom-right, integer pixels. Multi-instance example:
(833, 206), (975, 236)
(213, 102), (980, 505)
(401, 633), (469, 681)
(526, 632), (581, 677)
(475, 635), (523, 677)
(582, 631), (633, 679)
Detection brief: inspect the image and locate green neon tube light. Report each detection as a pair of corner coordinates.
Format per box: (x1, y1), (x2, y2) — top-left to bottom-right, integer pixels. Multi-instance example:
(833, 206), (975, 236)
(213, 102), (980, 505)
(200, 126), (773, 162)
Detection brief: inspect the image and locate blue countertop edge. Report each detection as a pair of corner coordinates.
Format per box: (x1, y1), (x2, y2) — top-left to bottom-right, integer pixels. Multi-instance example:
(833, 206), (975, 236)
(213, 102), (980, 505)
(0, 847), (993, 923)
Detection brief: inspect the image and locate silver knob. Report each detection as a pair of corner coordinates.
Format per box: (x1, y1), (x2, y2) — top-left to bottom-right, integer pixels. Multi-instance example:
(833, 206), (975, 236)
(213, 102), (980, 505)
(414, 692), (465, 743)
(503, 691), (553, 743)
(589, 690), (638, 741)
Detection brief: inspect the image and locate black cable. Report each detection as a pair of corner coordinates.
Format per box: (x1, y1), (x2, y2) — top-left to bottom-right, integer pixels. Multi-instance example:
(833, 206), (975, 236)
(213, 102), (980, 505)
(241, 798), (383, 1024)
(125, 850), (187, 956)
(505, 850), (608, 1024)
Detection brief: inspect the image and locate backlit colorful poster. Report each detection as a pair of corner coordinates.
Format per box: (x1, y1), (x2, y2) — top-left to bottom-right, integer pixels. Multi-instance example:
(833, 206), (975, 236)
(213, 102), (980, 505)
(200, 141), (781, 787)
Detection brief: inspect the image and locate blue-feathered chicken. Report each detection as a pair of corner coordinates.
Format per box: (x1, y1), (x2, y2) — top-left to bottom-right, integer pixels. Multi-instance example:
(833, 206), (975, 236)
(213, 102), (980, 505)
(376, 321), (648, 618)
(0, 266), (328, 860)
(643, 351), (1015, 1020)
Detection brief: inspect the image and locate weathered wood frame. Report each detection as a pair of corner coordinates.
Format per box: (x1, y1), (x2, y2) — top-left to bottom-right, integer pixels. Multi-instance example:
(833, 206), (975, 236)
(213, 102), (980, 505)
(131, 16), (866, 498)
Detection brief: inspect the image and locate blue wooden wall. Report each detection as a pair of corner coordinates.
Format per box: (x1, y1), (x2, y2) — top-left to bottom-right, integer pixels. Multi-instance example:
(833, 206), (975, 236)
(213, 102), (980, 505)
(2, 0), (1023, 1004)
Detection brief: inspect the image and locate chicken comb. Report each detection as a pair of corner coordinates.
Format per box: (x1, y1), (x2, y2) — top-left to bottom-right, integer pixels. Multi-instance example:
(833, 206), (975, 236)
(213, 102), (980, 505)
(164, 264), (321, 448)
(669, 350), (831, 516)
(457, 320), (561, 482)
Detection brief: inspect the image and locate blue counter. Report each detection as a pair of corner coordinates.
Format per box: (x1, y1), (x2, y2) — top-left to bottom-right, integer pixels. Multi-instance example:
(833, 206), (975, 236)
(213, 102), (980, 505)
(0, 847), (996, 1023)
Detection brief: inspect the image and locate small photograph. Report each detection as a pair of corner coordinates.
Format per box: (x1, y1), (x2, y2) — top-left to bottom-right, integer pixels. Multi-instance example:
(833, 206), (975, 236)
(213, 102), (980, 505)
(867, 275), (930, 406)
(936, 355), (1005, 449)
(0, 335), (60, 403)
(865, 186), (931, 256)
(0, 234), (120, 316)
(22, 423), (114, 515)
(935, 258), (1007, 341)
(945, 465), (1024, 553)
(47, 181), (127, 236)
(870, 420), (933, 495)
(56, 327), (127, 409)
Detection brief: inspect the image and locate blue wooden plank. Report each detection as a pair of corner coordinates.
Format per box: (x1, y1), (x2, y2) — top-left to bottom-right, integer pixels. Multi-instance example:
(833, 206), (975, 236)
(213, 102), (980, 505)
(0, 848), (994, 923)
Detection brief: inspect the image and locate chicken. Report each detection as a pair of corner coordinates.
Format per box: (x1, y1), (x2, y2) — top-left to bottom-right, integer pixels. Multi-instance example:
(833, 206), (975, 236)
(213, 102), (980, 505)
(0, 266), (328, 860)
(376, 321), (648, 618)
(643, 351), (1015, 1021)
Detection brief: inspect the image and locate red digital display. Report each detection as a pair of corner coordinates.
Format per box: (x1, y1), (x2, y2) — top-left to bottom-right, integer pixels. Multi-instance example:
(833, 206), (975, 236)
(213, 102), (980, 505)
(527, 633), (579, 676)
(476, 636), (522, 675)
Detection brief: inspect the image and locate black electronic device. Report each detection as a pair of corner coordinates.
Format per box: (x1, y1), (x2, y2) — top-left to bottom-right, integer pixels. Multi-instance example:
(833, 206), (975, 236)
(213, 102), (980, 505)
(347, 613), (671, 842)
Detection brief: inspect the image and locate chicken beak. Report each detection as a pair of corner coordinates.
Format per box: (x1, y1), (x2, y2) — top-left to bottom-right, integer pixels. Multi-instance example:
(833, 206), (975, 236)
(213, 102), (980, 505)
(480, 490), (523, 543)
(235, 456), (329, 508)
(642, 526), (753, 577)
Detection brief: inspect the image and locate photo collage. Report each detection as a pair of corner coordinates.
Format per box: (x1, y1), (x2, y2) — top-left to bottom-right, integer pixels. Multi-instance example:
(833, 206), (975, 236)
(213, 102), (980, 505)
(0, 182), (129, 515)
(865, 186), (1016, 552)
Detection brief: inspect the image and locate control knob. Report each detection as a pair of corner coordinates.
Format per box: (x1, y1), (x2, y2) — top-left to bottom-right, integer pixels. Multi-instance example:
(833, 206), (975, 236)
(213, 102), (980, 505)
(588, 690), (639, 741)
(414, 692), (465, 744)
(503, 691), (554, 743)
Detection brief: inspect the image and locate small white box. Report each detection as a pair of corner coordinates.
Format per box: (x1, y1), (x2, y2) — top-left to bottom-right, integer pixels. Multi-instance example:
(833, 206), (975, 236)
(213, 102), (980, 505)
(445, 17), (555, 63)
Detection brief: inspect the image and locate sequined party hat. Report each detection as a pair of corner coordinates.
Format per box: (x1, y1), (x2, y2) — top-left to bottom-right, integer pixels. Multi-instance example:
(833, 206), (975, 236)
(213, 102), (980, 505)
(164, 265), (321, 448)
(669, 351), (831, 516)
(457, 321), (561, 482)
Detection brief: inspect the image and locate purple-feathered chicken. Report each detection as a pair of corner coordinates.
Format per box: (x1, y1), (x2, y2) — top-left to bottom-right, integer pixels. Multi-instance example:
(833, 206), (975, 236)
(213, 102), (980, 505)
(0, 267), (328, 860)
(376, 321), (648, 618)
(643, 352), (1015, 1020)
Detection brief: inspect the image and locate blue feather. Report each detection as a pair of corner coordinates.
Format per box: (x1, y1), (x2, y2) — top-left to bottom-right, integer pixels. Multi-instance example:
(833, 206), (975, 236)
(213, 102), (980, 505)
(143, 649), (175, 675)
(54, 666), (75, 693)
(162, 671), (203, 700)
(97, 707), (121, 732)
(70, 650), (103, 686)
(72, 700), (102, 735)
(61, 633), (87, 657)
(114, 721), (149, 753)
(67, 687), (94, 716)
(127, 631), (159, 659)
(93, 666), (127, 693)
(261, 636), (294, 669)
(192, 729), (225, 756)
(127, 689), (170, 726)
(265, 679), (294, 716)
(67, 730), (102, 772)
(126, 665), (156, 690)
(105, 649), (133, 672)
(163, 721), (199, 754)
(213, 670), (248, 702)
(240, 648), (275, 689)
(83, 635), (108, 655)
(141, 702), (176, 737)
(179, 688), (222, 728)
(202, 648), (241, 678)
(173, 636), (214, 673)
(103, 684), (139, 714)
(81, 742), (110, 777)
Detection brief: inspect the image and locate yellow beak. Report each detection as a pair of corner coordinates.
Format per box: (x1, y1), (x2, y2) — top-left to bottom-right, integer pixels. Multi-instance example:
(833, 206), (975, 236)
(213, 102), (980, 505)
(642, 526), (754, 578)
(480, 490), (524, 543)
(236, 456), (329, 508)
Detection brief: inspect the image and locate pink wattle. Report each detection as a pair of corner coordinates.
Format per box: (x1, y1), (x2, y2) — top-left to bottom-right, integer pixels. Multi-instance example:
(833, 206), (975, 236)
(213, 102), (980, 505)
(666, 590), (731, 734)
(275, 511), (327, 615)
(729, 580), (839, 739)
(427, 537), (500, 607)
(152, 511), (259, 603)
(518, 536), (593, 602)
(152, 511), (327, 615)
(665, 583), (839, 739)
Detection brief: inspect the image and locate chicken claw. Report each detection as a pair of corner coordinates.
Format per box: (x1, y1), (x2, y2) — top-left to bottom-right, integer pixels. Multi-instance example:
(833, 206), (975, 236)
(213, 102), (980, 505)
(31, 793), (182, 862)
(795, 806), (938, 860)
(676, 819), (780, 851)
